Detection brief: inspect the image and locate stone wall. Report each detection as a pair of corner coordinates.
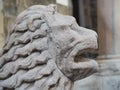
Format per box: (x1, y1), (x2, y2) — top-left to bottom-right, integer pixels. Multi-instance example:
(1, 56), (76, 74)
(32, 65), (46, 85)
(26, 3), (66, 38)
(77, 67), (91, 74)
(0, 0), (5, 49)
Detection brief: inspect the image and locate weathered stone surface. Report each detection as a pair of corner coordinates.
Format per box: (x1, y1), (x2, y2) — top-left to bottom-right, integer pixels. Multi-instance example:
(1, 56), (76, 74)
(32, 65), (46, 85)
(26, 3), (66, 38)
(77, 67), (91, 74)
(0, 4), (98, 90)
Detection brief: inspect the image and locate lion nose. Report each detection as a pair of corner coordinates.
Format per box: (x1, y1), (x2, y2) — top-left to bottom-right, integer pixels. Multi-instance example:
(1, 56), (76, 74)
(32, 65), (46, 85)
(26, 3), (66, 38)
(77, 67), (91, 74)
(92, 30), (98, 39)
(85, 29), (98, 49)
(79, 27), (98, 39)
(87, 29), (98, 38)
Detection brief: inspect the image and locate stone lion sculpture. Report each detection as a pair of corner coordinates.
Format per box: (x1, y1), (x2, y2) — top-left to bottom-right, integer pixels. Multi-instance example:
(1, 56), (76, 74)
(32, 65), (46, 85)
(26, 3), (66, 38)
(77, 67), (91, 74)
(0, 4), (98, 90)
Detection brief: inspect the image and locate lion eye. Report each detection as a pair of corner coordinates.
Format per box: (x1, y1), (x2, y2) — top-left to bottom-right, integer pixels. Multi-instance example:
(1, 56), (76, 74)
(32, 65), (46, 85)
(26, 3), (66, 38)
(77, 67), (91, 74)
(70, 22), (79, 31)
(70, 37), (75, 43)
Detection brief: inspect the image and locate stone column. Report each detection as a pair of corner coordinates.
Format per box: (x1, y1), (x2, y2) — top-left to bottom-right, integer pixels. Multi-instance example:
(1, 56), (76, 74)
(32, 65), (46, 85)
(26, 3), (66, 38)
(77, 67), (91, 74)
(97, 0), (120, 90)
(98, 0), (120, 56)
(98, 0), (115, 56)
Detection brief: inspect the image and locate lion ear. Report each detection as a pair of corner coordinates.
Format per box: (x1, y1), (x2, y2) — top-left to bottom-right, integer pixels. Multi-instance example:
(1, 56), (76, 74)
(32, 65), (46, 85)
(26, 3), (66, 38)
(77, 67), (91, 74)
(47, 4), (57, 14)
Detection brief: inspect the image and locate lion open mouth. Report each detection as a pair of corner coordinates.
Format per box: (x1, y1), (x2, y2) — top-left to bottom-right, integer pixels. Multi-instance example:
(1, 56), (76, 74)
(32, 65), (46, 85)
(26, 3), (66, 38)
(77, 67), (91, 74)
(74, 48), (98, 62)
(64, 46), (99, 81)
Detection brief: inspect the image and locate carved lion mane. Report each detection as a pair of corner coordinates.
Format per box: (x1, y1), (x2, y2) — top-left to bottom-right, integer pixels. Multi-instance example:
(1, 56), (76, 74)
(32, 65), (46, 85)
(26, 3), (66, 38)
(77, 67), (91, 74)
(0, 4), (98, 90)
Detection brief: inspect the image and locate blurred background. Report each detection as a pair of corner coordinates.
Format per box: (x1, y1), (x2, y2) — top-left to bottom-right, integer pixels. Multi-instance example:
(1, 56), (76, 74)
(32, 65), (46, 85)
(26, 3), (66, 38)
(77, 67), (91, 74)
(0, 0), (120, 90)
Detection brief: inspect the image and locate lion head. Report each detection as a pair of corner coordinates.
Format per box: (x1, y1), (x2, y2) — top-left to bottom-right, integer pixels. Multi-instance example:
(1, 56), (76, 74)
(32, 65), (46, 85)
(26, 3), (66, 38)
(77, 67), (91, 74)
(0, 4), (98, 90)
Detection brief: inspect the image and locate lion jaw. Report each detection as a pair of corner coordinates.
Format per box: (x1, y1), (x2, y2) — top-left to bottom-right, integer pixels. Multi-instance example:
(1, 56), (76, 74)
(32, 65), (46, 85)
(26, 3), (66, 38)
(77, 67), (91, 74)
(56, 28), (98, 81)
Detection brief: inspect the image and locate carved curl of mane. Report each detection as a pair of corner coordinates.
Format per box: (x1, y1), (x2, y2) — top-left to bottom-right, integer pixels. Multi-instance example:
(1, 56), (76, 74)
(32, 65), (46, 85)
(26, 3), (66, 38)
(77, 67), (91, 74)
(0, 5), (72, 90)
